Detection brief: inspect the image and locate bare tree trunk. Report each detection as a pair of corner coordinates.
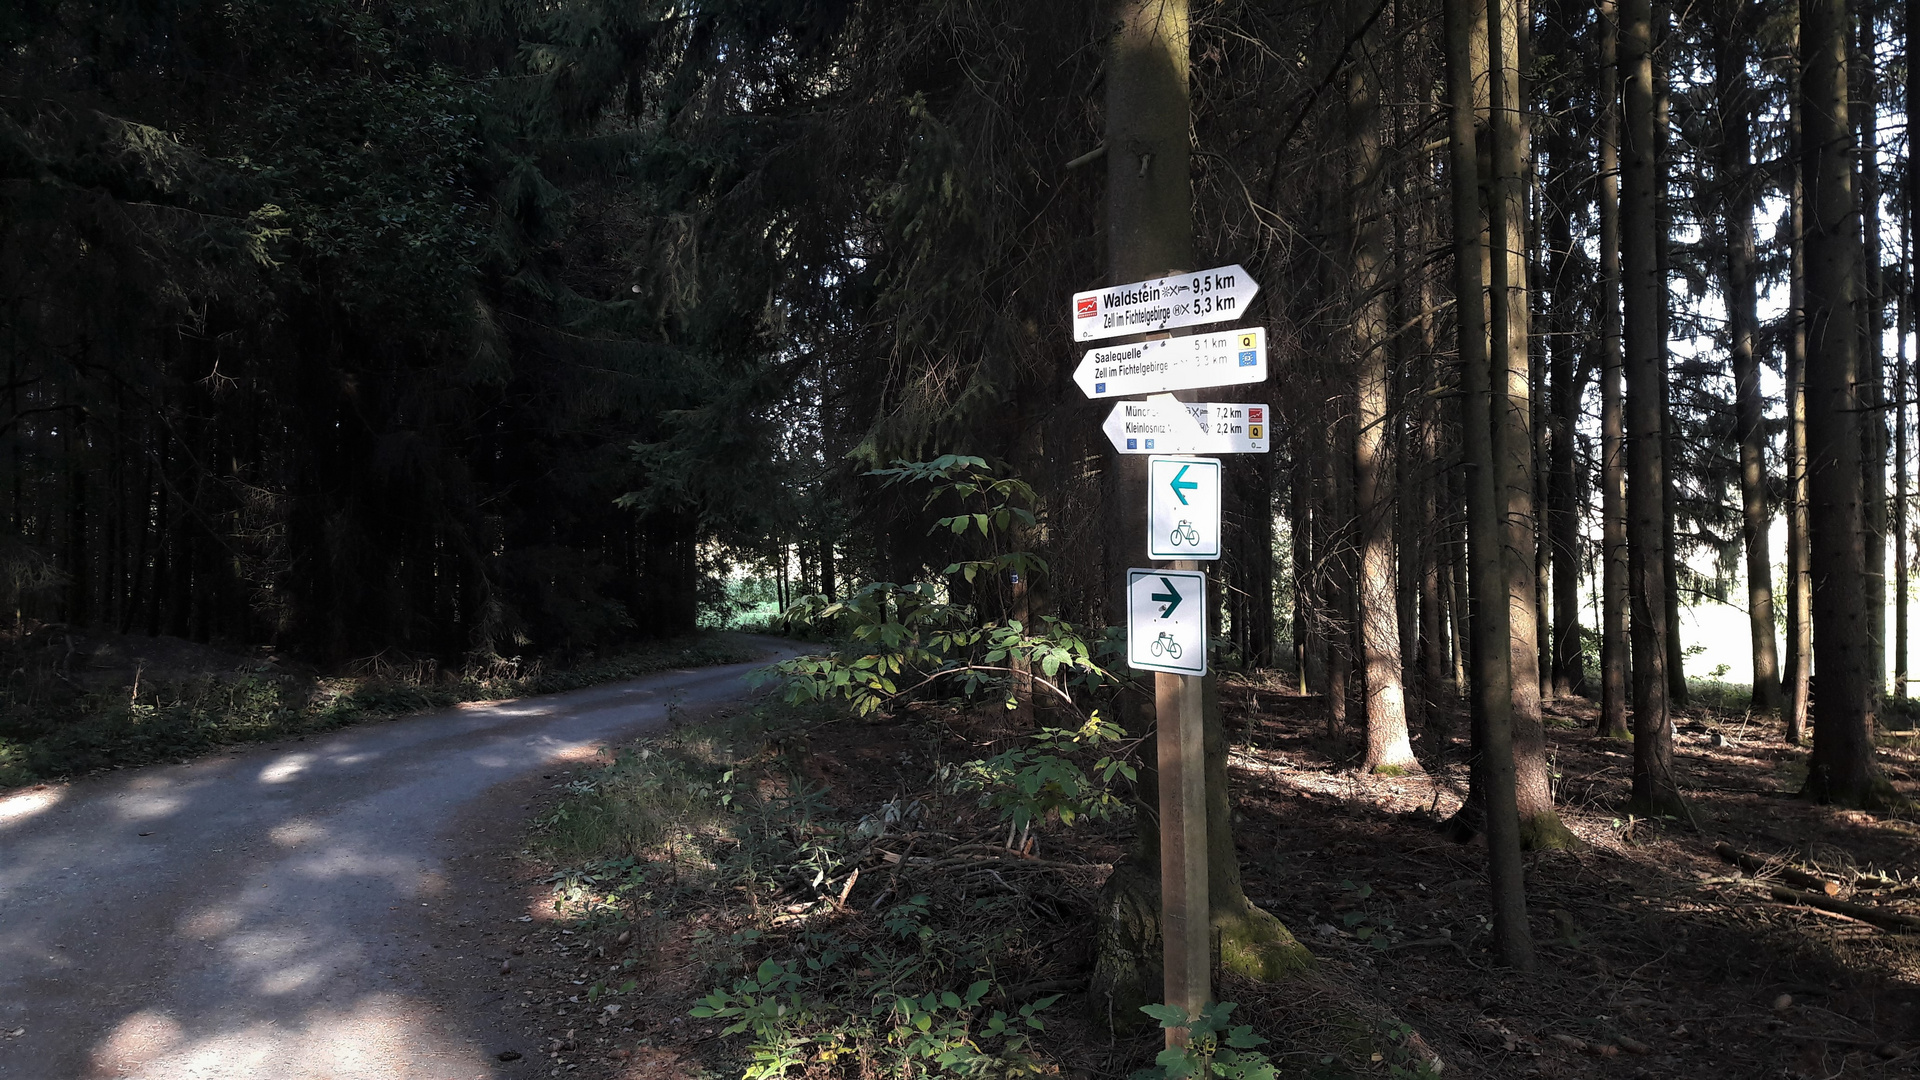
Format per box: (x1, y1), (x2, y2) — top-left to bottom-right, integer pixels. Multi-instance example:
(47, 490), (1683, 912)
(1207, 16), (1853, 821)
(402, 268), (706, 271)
(1349, 15), (1419, 775)
(1714, 10), (1783, 715)
(1654, 0), (1689, 709)
(1598, 0), (1632, 739)
(1448, 0), (1534, 970)
(1543, 72), (1585, 701)
(1622, 0), (1686, 817)
(1801, 0), (1893, 807)
(1785, 74), (1814, 745)
(1488, 0), (1569, 847)
(1858, 0), (1889, 703)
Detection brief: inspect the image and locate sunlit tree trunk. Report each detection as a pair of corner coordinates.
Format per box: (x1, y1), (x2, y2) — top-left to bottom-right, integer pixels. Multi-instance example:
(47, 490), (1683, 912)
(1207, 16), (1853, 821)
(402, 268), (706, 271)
(1785, 71), (1814, 745)
(1348, 14), (1419, 775)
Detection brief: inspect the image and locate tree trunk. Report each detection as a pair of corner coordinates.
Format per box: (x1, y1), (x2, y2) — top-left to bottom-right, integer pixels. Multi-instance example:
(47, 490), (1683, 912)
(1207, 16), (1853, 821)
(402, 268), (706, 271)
(1348, 14), (1419, 775)
(1715, 11), (1783, 715)
(1544, 79), (1585, 701)
(1487, 0), (1569, 847)
(1088, 0), (1309, 1030)
(1785, 79), (1813, 745)
(1448, 0), (1534, 970)
(1622, 0), (1686, 816)
(1800, 0), (1893, 806)
(1597, 0), (1632, 740)
(1858, 0), (1888, 703)
(1654, 0), (1689, 708)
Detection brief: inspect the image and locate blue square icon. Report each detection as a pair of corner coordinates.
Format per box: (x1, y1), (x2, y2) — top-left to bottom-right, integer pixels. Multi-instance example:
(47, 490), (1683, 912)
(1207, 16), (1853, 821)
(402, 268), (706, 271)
(1126, 438), (1138, 450)
(1095, 382), (1107, 393)
(1238, 350), (1257, 366)
(1145, 439), (1156, 449)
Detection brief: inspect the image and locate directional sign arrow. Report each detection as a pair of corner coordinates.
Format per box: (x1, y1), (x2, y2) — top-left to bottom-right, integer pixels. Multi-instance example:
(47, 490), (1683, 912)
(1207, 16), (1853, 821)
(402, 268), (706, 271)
(1152, 577), (1183, 618)
(1074, 327), (1267, 399)
(1072, 264), (1262, 342)
(1169, 464), (1198, 505)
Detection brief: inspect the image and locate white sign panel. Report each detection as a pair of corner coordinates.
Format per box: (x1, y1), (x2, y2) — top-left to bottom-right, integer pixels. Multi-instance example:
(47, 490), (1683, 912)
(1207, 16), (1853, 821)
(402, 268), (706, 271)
(1148, 456), (1222, 561)
(1072, 264), (1262, 342)
(1102, 398), (1271, 454)
(1073, 327), (1268, 399)
(1127, 568), (1208, 676)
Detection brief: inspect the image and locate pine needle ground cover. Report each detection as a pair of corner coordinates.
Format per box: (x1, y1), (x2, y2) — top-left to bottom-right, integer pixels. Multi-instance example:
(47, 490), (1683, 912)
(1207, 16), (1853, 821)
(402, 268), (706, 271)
(0, 630), (769, 788)
(501, 677), (1920, 1079)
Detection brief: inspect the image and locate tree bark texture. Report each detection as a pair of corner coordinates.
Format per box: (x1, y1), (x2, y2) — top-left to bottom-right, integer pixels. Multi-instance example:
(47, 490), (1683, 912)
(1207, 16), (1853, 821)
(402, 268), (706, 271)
(1348, 16), (1420, 775)
(1800, 0), (1892, 807)
(1449, 0), (1535, 970)
(1714, 12), (1783, 716)
(1622, 0), (1686, 816)
(1597, 0), (1632, 740)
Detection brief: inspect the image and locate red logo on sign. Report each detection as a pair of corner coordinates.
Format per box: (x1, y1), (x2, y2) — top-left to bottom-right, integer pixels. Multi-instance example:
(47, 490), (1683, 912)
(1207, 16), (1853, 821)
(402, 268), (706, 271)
(1249, 407), (1265, 422)
(1076, 297), (1098, 318)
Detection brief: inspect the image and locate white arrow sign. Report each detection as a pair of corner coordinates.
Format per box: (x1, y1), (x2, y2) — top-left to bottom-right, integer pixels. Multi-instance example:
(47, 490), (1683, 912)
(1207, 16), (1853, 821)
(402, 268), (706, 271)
(1127, 568), (1208, 675)
(1072, 264), (1261, 342)
(1074, 327), (1268, 399)
(1103, 397), (1271, 454)
(1148, 456), (1222, 561)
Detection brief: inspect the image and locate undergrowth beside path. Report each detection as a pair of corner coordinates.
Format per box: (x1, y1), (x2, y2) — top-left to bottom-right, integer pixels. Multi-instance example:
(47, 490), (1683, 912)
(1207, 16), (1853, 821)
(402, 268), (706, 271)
(0, 631), (771, 788)
(503, 672), (1920, 1080)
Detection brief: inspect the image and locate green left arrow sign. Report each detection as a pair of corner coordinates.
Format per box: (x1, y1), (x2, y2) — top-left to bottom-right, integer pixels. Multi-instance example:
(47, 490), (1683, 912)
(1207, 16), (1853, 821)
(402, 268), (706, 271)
(1169, 464), (1199, 505)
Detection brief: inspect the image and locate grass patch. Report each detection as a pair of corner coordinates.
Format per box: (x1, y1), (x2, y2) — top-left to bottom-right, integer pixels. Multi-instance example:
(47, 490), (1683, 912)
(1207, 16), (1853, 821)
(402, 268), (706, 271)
(0, 632), (769, 789)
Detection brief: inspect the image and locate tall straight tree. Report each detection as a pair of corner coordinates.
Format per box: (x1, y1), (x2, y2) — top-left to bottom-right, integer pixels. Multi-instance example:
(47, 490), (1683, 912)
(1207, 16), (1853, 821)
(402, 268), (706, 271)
(1089, 0), (1311, 1026)
(1448, 0), (1535, 970)
(1597, 0), (1632, 740)
(1858, 0), (1890, 701)
(1621, 0), (1686, 815)
(1801, 0), (1893, 805)
(1347, 15), (1420, 775)
(1713, 8), (1784, 715)
(1489, 0), (1574, 847)
(1785, 67), (1814, 745)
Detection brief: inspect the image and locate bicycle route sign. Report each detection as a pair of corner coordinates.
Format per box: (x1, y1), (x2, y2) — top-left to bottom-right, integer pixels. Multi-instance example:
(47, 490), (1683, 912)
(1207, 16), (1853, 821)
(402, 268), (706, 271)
(1126, 568), (1208, 676)
(1072, 327), (1267, 399)
(1147, 456), (1221, 561)
(1071, 264), (1262, 342)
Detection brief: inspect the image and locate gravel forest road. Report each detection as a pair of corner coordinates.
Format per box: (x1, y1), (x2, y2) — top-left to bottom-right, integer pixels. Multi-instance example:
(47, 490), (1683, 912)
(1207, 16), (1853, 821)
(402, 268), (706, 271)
(0, 641), (799, 1080)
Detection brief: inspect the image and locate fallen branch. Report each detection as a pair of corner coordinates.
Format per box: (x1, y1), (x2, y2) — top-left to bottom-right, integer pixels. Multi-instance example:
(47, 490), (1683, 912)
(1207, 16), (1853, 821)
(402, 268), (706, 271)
(1715, 842), (1841, 896)
(1766, 885), (1920, 933)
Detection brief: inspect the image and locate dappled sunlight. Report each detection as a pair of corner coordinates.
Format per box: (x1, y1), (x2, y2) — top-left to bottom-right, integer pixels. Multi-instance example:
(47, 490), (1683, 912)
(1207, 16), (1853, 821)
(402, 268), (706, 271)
(269, 819), (330, 847)
(90, 994), (492, 1080)
(114, 791), (188, 821)
(0, 786), (63, 829)
(258, 753), (316, 784)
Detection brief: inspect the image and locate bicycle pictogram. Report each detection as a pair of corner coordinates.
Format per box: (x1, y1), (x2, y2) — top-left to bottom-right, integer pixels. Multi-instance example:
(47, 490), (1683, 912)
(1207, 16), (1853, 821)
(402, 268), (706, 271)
(1149, 631), (1183, 660)
(1169, 520), (1199, 547)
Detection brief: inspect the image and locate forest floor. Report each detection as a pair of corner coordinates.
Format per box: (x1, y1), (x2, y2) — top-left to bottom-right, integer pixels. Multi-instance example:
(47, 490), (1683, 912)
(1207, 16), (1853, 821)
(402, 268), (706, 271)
(494, 673), (1920, 1080)
(0, 627), (767, 789)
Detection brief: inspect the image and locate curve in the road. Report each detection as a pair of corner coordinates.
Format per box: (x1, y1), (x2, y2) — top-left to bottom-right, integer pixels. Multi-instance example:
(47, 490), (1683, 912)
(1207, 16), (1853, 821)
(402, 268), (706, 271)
(0, 643), (801, 1079)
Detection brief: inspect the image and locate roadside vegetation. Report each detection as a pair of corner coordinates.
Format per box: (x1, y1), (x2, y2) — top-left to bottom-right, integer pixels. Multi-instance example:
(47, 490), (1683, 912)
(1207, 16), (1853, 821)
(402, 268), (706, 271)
(512, 673), (1920, 1080)
(0, 630), (767, 788)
